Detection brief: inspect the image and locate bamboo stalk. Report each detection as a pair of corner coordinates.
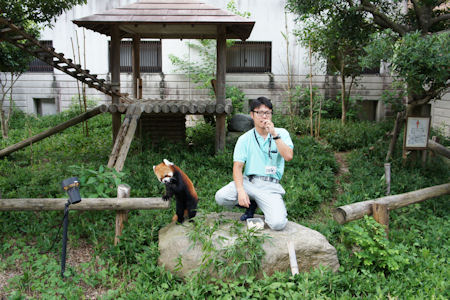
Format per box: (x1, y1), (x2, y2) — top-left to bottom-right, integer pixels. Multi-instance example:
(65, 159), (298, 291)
(309, 41), (313, 136)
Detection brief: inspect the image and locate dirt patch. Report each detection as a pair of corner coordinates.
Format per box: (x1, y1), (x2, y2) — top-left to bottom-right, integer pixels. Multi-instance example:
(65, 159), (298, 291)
(0, 239), (112, 299)
(334, 151), (350, 195)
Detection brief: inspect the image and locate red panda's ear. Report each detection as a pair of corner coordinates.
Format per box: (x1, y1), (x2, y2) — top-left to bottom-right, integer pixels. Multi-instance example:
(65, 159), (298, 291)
(163, 159), (173, 166)
(153, 166), (156, 171)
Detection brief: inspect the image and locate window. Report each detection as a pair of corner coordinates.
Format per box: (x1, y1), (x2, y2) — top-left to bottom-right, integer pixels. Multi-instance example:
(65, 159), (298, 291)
(34, 98), (56, 116)
(110, 40), (162, 73)
(227, 41), (271, 73)
(27, 40), (53, 72)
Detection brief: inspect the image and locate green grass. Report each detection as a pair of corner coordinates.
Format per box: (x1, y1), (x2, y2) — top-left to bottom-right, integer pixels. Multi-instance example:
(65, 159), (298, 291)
(0, 111), (448, 299)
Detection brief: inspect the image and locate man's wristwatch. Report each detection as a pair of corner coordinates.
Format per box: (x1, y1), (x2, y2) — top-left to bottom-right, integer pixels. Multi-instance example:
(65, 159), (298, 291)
(272, 135), (281, 140)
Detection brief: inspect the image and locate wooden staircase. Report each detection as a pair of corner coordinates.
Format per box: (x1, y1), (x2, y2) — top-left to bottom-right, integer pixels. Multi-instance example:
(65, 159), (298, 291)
(0, 16), (142, 170)
(0, 16), (131, 102)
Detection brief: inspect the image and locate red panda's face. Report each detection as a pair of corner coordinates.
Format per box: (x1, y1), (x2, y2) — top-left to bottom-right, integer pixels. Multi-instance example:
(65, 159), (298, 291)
(153, 159), (174, 184)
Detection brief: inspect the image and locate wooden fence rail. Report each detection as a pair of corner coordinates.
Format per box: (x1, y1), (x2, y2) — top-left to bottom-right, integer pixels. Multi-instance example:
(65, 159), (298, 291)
(333, 182), (450, 225)
(0, 197), (169, 211)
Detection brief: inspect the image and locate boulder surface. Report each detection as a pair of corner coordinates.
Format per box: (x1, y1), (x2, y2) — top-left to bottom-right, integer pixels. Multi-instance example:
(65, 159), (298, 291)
(228, 113), (254, 132)
(158, 212), (340, 278)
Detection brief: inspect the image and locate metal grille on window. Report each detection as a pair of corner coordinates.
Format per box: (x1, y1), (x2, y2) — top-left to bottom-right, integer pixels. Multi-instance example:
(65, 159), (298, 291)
(28, 41), (54, 72)
(227, 41), (271, 73)
(119, 40), (162, 73)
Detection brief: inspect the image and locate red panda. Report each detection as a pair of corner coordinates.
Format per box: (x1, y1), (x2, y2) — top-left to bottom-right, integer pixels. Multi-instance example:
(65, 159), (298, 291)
(153, 159), (198, 223)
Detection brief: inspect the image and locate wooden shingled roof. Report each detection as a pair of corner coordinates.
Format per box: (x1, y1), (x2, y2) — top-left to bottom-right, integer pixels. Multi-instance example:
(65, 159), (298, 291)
(72, 0), (255, 40)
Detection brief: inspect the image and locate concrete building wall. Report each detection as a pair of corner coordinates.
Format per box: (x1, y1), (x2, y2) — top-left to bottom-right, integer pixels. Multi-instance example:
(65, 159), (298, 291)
(2, 0), (449, 135)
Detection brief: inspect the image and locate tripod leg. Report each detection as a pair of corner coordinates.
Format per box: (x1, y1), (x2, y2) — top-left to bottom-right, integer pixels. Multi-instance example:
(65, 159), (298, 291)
(61, 203), (69, 277)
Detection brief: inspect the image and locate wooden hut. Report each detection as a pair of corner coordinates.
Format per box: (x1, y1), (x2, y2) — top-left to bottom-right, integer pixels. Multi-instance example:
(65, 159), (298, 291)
(72, 0), (255, 153)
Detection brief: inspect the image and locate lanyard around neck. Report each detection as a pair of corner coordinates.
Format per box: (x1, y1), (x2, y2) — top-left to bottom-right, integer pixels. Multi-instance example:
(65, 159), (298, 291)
(254, 129), (273, 159)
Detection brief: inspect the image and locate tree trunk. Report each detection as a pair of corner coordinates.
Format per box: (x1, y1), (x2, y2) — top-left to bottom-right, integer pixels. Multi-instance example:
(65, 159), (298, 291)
(0, 109), (7, 139)
(340, 70), (346, 125)
(386, 112), (405, 161)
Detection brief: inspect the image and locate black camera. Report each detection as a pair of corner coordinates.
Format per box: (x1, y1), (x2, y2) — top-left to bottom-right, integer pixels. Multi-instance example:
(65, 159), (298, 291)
(61, 177), (81, 204)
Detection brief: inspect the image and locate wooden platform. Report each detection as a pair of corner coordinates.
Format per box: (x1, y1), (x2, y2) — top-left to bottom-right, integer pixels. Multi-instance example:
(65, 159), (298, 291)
(102, 99), (233, 115)
(101, 99), (233, 143)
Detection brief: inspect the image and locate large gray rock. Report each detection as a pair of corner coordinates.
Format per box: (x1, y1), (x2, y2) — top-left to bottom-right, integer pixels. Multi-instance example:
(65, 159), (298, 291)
(228, 113), (254, 132)
(158, 212), (339, 278)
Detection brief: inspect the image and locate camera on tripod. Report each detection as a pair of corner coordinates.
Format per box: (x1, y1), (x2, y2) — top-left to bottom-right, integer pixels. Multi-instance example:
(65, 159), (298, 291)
(60, 177), (81, 277)
(61, 177), (81, 204)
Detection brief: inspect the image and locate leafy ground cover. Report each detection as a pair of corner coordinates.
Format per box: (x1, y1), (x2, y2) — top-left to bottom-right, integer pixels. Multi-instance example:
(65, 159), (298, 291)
(0, 110), (448, 299)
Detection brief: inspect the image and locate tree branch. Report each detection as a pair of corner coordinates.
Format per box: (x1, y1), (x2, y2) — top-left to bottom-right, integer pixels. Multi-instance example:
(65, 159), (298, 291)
(359, 0), (409, 36)
(430, 14), (450, 27)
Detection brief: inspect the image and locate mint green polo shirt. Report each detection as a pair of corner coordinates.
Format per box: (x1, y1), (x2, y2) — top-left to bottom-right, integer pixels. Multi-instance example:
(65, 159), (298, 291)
(233, 128), (294, 180)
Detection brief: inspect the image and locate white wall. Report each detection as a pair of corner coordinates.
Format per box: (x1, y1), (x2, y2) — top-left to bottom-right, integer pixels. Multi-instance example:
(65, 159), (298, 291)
(2, 0), (448, 135)
(38, 0), (314, 75)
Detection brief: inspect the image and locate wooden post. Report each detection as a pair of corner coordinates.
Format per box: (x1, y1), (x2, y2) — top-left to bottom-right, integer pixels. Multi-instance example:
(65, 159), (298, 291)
(132, 35), (141, 100)
(372, 203), (389, 238)
(115, 184), (130, 245)
(215, 25), (226, 154)
(110, 25), (121, 142)
(384, 163), (391, 195)
(287, 241), (299, 275)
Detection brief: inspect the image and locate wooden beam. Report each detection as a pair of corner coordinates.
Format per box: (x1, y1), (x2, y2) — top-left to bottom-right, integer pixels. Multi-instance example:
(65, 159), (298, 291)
(0, 197), (170, 211)
(114, 106), (142, 172)
(107, 105), (137, 168)
(427, 139), (450, 159)
(0, 105), (106, 158)
(111, 24), (121, 142)
(333, 183), (450, 224)
(215, 25), (227, 154)
(132, 35), (142, 99)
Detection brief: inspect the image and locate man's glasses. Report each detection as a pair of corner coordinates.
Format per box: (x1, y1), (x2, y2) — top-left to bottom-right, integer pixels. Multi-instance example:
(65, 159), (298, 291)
(252, 110), (272, 117)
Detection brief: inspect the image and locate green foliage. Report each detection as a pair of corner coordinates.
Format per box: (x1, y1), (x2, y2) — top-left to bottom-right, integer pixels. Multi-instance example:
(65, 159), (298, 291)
(363, 30), (450, 101)
(68, 164), (125, 198)
(319, 119), (393, 151)
(0, 110), (448, 298)
(292, 86), (361, 120)
(186, 212), (269, 281)
(342, 216), (409, 273)
(0, 0), (87, 26)
(288, 0), (449, 111)
(226, 85), (246, 114)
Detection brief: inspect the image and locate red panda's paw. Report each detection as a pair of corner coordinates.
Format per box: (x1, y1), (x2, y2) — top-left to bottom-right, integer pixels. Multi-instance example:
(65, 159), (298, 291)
(162, 195), (170, 201)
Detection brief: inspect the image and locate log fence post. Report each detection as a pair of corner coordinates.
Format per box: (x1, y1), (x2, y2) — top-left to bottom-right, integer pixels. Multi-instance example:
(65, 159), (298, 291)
(115, 184), (130, 245)
(372, 203), (389, 238)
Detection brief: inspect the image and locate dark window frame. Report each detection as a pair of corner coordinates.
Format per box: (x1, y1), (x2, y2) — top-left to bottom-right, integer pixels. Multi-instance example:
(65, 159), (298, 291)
(226, 41), (272, 73)
(27, 40), (54, 73)
(109, 40), (162, 73)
